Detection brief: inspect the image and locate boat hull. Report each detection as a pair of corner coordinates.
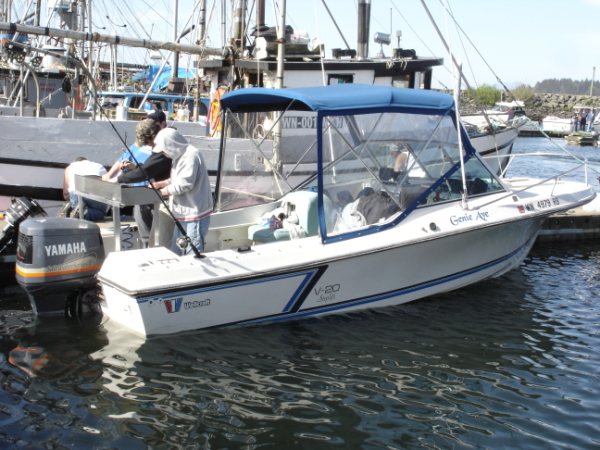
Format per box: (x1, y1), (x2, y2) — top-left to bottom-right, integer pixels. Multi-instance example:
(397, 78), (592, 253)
(98, 215), (543, 337)
(469, 126), (518, 174)
(542, 116), (571, 136)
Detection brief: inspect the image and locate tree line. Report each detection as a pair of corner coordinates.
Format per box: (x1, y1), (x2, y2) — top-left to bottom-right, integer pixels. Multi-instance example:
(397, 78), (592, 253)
(533, 78), (599, 95)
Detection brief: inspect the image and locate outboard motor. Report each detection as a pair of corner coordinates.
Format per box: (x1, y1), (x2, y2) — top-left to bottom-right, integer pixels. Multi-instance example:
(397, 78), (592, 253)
(16, 217), (105, 317)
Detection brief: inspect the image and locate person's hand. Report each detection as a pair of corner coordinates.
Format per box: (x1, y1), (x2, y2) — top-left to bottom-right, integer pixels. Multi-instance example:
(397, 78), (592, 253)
(149, 179), (169, 189)
(120, 160), (135, 171)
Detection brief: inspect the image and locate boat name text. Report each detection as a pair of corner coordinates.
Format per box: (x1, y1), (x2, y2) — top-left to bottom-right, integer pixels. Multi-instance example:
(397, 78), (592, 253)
(449, 210), (490, 226)
(44, 241), (87, 257)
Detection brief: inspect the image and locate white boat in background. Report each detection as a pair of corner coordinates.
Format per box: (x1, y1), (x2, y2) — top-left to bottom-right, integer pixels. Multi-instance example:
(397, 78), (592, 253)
(542, 105), (597, 136)
(195, 0), (521, 177)
(541, 115), (572, 136)
(0, 114), (209, 214)
(462, 100), (527, 128)
(83, 84), (594, 337)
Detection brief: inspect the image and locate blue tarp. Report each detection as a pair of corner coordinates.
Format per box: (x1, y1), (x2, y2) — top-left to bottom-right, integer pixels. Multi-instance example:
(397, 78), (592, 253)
(132, 64), (196, 91)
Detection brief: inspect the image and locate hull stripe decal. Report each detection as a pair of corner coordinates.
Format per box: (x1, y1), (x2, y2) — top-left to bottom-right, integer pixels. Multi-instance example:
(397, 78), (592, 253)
(138, 268), (320, 305)
(241, 239), (532, 327)
(285, 266), (328, 313)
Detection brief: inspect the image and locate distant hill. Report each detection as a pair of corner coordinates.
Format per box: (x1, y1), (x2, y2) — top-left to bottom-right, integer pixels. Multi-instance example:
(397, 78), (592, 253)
(534, 78), (599, 95)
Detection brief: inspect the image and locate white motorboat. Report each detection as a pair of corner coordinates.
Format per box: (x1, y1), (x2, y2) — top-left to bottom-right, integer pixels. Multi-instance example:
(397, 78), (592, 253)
(541, 115), (572, 136)
(462, 100), (528, 128)
(93, 84), (595, 337)
(542, 105), (597, 136)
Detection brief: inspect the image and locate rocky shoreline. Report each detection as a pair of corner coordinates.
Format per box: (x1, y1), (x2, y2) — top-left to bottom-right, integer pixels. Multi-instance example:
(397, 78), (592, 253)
(458, 93), (600, 123)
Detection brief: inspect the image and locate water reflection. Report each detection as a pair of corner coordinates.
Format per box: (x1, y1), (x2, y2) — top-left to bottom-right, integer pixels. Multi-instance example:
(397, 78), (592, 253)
(85, 265), (585, 448)
(510, 137), (600, 187)
(0, 241), (598, 448)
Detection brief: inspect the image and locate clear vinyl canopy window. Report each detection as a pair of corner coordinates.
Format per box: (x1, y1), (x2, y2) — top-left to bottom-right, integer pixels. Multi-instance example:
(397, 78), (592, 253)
(216, 105), (503, 238)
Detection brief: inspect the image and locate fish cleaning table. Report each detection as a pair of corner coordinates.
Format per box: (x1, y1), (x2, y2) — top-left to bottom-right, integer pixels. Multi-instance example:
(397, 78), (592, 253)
(73, 175), (162, 251)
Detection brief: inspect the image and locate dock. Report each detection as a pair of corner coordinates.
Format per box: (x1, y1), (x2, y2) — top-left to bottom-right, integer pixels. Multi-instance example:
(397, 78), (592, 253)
(538, 196), (600, 241)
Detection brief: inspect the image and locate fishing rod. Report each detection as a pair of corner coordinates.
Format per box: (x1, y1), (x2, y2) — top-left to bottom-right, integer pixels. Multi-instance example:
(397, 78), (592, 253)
(4, 40), (204, 258)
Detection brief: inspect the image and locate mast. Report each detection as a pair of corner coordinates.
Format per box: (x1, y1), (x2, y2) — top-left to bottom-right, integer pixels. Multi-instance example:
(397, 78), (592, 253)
(34, 0), (40, 26)
(172, 0), (179, 76)
(198, 0), (207, 48)
(221, 0), (226, 48)
(231, 0), (246, 54)
(195, 0), (207, 121)
(86, 0), (93, 80)
(271, 0), (286, 175)
(256, 0), (265, 31)
(275, 0), (286, 89)
(0, 0), (11, 23)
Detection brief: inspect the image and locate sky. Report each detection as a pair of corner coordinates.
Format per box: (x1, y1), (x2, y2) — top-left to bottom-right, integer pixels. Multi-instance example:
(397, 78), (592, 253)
(17, 0), (600, 90)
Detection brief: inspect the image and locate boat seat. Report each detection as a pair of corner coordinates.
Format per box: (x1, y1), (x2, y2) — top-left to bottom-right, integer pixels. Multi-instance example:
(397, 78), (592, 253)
(467, 178), (488, 195)
(400, 185), (427, 210)
(248, 190), (333, 243)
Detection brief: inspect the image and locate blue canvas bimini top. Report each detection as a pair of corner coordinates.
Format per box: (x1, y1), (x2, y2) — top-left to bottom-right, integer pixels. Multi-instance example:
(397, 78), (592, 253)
(220, 84), (455, 114)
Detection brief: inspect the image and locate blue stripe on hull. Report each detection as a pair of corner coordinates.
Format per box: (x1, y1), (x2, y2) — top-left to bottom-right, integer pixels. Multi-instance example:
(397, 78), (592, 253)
(138, 268), (322, 308)
(133, 236), (533, 334)
(241, 239), (531, 327)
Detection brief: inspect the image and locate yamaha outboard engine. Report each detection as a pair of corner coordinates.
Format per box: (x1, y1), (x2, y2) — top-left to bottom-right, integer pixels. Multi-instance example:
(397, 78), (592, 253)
(16, 217), (105, 317)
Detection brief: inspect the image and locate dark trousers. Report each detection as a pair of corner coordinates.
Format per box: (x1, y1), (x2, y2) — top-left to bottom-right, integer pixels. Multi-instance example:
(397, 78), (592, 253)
(134, 204), (154, 245)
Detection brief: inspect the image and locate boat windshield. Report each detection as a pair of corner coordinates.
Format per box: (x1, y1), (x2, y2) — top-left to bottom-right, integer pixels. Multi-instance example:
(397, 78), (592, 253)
(216, 105), (503, 239)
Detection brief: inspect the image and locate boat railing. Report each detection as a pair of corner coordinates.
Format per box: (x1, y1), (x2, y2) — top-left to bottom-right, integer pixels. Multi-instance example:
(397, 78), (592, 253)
(476, 162), (589, 210)
(476, 151), (598, 210)
(497, 150), (600, 181)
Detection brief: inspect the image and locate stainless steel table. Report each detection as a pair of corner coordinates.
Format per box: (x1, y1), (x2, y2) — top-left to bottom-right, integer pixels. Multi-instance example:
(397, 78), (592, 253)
(73, 175), (162, 251)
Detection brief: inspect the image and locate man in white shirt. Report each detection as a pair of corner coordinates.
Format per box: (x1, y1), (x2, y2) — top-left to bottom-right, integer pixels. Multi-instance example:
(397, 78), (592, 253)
(63, 157), (109, 221)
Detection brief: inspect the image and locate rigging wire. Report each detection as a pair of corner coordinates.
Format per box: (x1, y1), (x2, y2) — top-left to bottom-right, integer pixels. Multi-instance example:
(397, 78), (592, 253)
(433, 0), (515, 96)
(441, 0), (479, 88)
(419, 0), (496, 134)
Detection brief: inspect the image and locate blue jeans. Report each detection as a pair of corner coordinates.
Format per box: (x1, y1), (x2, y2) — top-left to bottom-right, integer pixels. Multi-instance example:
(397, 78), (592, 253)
(69, 193), (107, 222)
(171, 216), (210, 255)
